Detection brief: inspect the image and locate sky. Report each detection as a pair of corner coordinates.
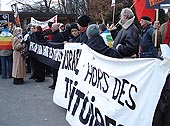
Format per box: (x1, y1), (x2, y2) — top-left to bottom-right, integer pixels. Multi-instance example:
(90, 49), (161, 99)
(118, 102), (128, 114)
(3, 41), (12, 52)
(1, 0), (37, 11)
(1, 0), (12, 11)
(1, 0), (168, 12)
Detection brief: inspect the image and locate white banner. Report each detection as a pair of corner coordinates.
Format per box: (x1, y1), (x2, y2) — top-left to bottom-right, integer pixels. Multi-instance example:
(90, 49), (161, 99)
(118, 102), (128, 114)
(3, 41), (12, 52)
(30, 15), (57, 29)
(53, 43), (170, 126)
(53, 43), (82, 108)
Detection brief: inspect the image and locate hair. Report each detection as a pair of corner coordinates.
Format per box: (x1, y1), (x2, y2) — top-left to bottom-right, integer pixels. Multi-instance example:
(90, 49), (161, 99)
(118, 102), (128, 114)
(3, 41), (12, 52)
(121, 8), (134, 19)
(36, 26), (43, 32)
(98, 24), (107, 32)
(13, 27), (22, 36)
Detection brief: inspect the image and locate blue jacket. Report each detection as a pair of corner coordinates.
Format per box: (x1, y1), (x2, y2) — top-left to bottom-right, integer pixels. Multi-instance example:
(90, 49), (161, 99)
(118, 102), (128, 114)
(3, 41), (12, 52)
(140, 24), (158, 58)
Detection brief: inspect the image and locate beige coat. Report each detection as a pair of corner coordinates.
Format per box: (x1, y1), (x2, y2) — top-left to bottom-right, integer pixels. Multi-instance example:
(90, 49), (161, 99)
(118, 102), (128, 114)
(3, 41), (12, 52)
(12, 36), (26, 78)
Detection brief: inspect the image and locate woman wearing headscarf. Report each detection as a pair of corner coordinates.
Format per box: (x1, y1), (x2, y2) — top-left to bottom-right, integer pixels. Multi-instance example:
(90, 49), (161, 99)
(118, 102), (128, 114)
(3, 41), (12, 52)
(12, 27), (26, 84)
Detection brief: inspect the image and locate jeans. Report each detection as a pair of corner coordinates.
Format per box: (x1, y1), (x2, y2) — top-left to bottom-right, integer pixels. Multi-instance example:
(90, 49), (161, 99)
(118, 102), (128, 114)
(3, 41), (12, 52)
(0, 55), (13, 78)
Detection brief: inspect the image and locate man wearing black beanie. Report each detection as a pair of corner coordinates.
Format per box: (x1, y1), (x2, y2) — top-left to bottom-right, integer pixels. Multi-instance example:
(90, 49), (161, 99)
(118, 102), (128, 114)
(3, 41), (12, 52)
(75, 15), (91, 44)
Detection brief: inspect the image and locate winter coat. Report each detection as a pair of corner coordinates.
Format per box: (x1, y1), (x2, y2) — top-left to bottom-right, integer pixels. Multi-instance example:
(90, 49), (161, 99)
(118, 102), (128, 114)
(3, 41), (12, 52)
(160, 21), (168, 44)
(75, 31), (88, 44)
(32, 31), (46, 44)
(0, 49), (13, 56)
(113, 17), (139, 57)
(69, 35), (80, 42)
(12, 36), (26, 78)
(140, 24), (158, 58)
(52, 30), (64, 43)
(86, 35), (122, 58)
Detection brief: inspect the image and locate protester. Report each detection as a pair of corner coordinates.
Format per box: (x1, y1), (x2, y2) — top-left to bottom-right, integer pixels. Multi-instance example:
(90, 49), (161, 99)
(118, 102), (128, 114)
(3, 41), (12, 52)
(28, 25), (37, 80)
(113, 8), (139, 57)
(75, 15), (91, 44)
(98, 23), (114, 47)
(59, 23), (65, 32)
(32, 26), (46, 82)
(86, 24), (122, 58)
(0, 43), (13, 79)
(152, 9), (170, 126)
(61, 23), (71, 42)
(139, 16), (161, 58)
(23, 26), (32, 73)
(43, 21), (53, 42)
(69, 23), (80, 42)
(159, 9), (170, 46)
(48, 23), (64, 90)
(12, 27), (26, 84)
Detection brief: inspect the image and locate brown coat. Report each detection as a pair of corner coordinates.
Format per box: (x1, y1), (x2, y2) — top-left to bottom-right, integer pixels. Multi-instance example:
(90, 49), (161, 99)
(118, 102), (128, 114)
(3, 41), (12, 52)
(160, 22), (168, 43)
(12, 36), (26, 78)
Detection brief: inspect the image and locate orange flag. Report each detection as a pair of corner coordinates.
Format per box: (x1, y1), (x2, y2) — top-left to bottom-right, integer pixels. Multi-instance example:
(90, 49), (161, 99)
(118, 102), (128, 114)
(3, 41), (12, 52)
(133, 0), (155, 22)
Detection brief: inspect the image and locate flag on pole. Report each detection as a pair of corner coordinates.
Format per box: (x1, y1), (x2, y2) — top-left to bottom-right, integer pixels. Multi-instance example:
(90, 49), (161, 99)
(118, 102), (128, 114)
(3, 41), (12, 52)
(146, 0), (170, 9)
(133, 0), (155, 22)
(11, 3), (21, 27)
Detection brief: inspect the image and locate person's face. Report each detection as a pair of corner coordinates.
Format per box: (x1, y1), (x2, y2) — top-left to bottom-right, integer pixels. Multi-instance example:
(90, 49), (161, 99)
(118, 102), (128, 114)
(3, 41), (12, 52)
(71, 28), (79, 37)
(30, 27), (35, 33)
(60, 25), (65, 31)
(140, 19), (148, 28)
(119, 11), (127, 25)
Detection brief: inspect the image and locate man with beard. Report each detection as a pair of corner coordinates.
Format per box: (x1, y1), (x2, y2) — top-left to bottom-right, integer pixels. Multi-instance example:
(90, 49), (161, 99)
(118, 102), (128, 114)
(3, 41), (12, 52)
(113, 8), (140, 58)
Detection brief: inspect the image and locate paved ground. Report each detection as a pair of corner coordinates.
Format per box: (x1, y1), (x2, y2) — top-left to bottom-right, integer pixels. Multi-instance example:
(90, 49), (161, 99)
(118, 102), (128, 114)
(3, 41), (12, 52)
(0, 73), (70, 126)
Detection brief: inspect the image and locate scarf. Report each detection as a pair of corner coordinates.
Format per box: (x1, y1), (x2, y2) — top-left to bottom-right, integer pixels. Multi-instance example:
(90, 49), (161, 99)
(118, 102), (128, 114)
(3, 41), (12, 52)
(164, 20), (170, 44)
(80, 27), (88, 33)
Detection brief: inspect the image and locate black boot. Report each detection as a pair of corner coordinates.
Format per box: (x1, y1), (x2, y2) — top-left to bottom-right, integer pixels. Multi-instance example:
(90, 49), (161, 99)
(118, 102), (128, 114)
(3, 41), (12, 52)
(13, 78), (24, 85)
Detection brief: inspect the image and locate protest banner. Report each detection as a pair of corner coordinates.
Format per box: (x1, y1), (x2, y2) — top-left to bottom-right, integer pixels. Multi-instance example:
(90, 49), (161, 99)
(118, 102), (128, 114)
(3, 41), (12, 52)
(30, 15), (57, 30)
(29, 41), (64, 69)
(53, 43), (170, 126)
(146, 0), (170, 9)
(53, 43), (83, 108)
(0, 14), (13, 50)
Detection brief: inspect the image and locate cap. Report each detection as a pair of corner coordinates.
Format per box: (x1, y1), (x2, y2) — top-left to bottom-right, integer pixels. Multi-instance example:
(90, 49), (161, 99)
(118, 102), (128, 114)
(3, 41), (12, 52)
(141, 16), (151, 21)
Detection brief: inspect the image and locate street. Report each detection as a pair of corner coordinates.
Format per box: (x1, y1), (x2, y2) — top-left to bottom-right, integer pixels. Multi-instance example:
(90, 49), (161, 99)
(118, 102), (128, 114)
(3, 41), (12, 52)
(0, 73), (70, 126)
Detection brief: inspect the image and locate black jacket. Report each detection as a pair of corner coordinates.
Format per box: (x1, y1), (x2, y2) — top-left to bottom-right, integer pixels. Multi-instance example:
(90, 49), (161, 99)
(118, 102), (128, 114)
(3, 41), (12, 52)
(52, 30), (64, 43)
(75, 31), (88, 44)
(113, 24), (139, 57)
(86, 35), (122, 58)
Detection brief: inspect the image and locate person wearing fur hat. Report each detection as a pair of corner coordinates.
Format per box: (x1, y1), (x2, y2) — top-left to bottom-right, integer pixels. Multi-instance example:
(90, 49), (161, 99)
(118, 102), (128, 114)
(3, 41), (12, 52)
(86, 24), (122, 58)
(69, 23), (80, 42)
(113, 8), (139, 57)
(139, 16), (161, 58)
(75, 15), (91, 44)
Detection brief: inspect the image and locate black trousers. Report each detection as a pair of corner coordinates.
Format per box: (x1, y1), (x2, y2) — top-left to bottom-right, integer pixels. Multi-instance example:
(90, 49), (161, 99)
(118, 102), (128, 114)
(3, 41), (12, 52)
(52, 68), (59, 86)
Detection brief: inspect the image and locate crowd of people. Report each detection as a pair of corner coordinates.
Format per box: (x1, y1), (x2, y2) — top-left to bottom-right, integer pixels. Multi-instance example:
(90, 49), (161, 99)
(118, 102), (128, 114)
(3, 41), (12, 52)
(0, 7), (170, 126)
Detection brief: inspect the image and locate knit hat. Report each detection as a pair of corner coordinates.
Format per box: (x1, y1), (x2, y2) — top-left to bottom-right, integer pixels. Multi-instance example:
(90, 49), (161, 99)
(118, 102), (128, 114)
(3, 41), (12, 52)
(141, 16), (151, 21)
(77, 15), (91, 27)
(69, 23), (79, 33)
(52, 23), (59, 32)
(86, 24), (99, 39)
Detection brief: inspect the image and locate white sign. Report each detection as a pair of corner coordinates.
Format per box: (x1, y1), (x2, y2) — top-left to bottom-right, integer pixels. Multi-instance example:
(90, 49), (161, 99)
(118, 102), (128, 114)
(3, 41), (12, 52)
(30, 15), (57, 29)
(53, 43), (170, 126)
